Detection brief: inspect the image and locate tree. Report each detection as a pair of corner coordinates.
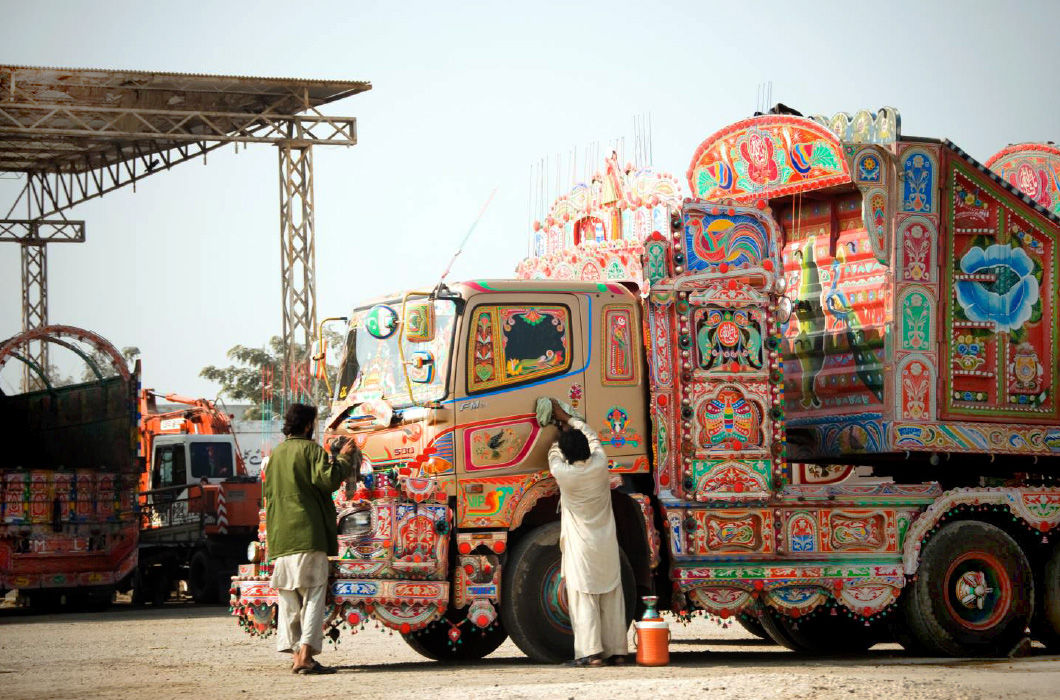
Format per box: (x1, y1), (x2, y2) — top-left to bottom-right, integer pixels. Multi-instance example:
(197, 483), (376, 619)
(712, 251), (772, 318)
(200, 332), (343, 420)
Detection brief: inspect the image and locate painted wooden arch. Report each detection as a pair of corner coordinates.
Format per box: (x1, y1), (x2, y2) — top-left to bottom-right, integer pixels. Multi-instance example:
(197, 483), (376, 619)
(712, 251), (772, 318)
(985, 143), (1060, 220)
(687, 115), (851, 203)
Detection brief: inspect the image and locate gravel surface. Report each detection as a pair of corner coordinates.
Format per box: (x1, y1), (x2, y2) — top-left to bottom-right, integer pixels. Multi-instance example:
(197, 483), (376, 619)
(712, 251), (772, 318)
(2, 601), (1059, 699)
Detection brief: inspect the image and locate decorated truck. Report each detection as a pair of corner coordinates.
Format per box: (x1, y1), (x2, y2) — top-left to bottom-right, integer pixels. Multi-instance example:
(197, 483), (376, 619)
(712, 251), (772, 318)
(231, 108), (1060, 661)
(0, 326), (140, 610)
(0, 325), (261, 609)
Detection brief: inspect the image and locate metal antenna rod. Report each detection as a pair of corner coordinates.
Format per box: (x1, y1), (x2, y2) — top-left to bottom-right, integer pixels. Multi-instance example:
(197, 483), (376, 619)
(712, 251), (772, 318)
(437, 188), (498, 288)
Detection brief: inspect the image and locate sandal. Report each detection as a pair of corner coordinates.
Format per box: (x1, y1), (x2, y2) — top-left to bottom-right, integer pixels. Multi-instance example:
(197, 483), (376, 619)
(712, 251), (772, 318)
(607, 654), (629, 666)
(296, 661), (337, 675)
(565, 655), (606, 667)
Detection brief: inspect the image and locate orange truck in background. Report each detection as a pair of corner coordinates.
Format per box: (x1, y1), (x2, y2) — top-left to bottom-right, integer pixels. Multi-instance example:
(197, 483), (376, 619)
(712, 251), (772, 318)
(136, 390), (261, 604)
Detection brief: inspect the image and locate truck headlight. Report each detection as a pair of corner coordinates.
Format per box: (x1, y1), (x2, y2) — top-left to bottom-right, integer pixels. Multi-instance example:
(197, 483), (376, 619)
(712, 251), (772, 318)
(338, 507), (373, 539)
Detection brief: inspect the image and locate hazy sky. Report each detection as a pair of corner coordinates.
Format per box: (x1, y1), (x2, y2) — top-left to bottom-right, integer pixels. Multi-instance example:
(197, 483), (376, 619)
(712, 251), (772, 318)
(1, 0), (1058, 397)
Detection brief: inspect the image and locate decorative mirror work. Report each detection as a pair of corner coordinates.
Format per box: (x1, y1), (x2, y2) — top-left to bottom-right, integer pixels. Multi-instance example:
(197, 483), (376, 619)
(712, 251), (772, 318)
(687, 115), (849, 203)
(601, 305), (638, 385)
(946, 166), (1057, 419)
(985, 143), (1060, 219)
(468, 305), (572, 393)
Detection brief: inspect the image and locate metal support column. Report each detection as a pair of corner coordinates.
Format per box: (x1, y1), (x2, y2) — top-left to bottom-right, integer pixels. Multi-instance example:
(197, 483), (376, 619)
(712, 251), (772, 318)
(1, 218), (85, 390)
(20, 235), (47, 388)
(277, 142), (317, 402)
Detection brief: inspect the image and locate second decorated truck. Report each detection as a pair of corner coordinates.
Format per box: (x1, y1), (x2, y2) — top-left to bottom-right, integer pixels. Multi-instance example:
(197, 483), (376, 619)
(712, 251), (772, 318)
(231, 108), (1060, 661)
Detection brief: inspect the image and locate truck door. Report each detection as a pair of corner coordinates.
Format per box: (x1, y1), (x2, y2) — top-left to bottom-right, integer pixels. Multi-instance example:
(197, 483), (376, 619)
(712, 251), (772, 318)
(583, 292), (651, 475)
(149, 441), (188, 526)
(452, 292), (585, 528)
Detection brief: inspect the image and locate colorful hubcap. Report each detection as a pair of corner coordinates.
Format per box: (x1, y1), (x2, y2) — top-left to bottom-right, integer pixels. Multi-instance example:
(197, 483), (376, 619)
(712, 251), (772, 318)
(943, 552), (1011, 630)
(542, 560), (571, 633)
(955, 570), (994, 610)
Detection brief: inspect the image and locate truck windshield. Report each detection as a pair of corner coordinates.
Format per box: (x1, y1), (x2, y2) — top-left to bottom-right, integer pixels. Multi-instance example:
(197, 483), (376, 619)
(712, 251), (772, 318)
(335, 299), (456, 407)
(190, 443), (234, 479)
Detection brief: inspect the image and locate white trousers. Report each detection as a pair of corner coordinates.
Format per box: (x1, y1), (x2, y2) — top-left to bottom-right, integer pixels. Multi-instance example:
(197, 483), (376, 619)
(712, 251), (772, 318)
(567, 584), (628, 659)
(275, 584), (327, 655)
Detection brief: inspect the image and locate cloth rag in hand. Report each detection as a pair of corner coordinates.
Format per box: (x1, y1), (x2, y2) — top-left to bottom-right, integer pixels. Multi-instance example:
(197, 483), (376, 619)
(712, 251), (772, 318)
(535, 396), (584, 427)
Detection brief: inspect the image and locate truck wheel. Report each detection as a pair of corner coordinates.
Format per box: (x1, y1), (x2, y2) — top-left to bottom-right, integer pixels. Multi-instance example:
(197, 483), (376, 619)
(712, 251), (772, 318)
(27, 589), (64, 613)
(1033, 540), (1060, 649)
(150, 570), (171, 606)
(189, 551), (220, 604)
(759, 606), (876, 654)
(902, 520), (1032, 656)
(736, 614), (771, 641)
(402, 608), (508, 662)
(890, 592), (931, 655)
(71, 586), (114, 612)
(501, 521), (635, 663)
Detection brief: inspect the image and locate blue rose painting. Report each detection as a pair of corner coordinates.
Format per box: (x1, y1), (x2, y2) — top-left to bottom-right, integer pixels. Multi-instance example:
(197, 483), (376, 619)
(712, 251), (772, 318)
(955, 244), (1040, 332)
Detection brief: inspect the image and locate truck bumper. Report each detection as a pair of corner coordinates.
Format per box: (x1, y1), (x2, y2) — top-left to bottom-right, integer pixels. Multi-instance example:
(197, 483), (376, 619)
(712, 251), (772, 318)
(231, 572), (449, 637)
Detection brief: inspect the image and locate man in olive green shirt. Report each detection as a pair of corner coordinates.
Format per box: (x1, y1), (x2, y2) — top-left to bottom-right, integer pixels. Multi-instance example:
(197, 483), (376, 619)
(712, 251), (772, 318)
(265, 403), (357, 674)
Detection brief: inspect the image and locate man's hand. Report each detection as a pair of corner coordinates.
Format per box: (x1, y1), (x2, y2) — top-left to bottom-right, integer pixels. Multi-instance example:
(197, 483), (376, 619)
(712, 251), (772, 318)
(550, 398), (572, 427)
(329, 436), (358, 461)
(338, 437), (359, 459)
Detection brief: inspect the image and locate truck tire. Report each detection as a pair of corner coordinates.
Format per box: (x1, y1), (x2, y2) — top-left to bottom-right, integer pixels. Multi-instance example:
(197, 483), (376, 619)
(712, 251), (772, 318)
(27, 589), (64, 613)
(736, 614), (771, 641)
(1033, 540), (1060, 649)
(190, 550), (220, 604)
(71, 586), (114, 612)
(402, 608), (508, 662)
(759, 606), (876, 654)
(501, 521), (635, 663)
(902, 520), (1032, 656)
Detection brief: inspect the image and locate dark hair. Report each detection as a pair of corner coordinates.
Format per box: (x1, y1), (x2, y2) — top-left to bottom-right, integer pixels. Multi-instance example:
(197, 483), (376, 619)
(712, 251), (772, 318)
(282, 403), (318, 437)
(558, 428), (591, 464)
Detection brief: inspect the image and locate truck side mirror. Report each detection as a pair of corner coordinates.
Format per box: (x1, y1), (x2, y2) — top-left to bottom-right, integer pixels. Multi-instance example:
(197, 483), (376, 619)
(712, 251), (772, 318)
(405, 301), (435, 343)
(408, 350), (436, 384)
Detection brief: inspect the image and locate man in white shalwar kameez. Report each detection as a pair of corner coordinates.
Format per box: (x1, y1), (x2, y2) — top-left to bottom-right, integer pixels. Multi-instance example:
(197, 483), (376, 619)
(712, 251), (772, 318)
(547, 399), (628, 666)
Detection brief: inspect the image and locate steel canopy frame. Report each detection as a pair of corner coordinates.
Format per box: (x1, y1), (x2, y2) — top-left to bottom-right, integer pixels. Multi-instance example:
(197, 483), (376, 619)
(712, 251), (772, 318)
(0, 65), (370, 393)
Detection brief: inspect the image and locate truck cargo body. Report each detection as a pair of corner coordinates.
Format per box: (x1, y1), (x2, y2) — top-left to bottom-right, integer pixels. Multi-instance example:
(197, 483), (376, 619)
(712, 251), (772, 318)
(0, 373), (139, 607)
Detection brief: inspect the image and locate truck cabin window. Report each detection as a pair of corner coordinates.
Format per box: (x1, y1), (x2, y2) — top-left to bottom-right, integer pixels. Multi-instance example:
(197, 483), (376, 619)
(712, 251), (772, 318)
(336, 299), (457, 407)
(190, 443), (234, 479)
(154, 445), (186, 492)
(468, 304), (572, 393)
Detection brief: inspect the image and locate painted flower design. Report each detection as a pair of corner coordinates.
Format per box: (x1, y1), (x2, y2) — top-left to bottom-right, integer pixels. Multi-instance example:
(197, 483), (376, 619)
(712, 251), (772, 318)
(955, 244), (1039, 332)
(740, 133), (778, 185)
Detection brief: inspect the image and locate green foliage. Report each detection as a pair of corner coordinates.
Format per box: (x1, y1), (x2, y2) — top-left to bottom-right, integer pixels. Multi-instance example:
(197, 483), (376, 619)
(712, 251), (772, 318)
(200, 331), (343, 420)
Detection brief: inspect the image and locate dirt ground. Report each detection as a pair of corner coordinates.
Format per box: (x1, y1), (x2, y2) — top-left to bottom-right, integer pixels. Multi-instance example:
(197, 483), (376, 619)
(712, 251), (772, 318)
(2, 600), (1060, 700)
